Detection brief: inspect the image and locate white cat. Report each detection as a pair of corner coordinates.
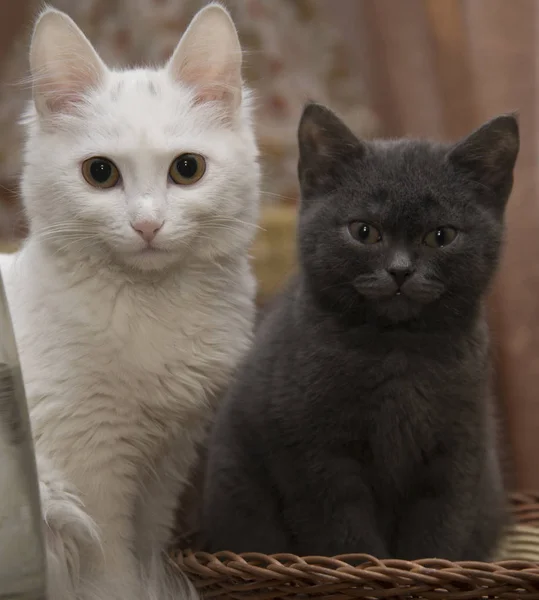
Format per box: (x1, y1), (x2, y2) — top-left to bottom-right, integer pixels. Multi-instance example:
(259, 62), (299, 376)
(0, 4), (259, 599)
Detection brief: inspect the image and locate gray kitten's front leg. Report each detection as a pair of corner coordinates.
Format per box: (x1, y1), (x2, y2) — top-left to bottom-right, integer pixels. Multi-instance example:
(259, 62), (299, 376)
(276, 454), (390, 557)
(203, 448), (289, 554)
(394, 445), (504, 561)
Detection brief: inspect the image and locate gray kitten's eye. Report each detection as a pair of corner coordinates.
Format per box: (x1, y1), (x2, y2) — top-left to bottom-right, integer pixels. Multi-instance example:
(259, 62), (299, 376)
(423, 227), (458, 248)
(169, 153), (206, 185)
(348, 222), (382, 245)
(82, 157), (120, 189)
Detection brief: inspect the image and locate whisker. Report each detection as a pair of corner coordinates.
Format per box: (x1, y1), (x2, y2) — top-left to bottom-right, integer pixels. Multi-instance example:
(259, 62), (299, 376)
(260, 190), (299, 203)
(199, 216), (265, 231)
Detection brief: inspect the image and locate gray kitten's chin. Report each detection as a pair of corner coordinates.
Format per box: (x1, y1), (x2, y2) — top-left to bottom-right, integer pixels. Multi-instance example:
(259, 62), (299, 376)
(369, 295), (427, 323)
(354, 279), (445, 322)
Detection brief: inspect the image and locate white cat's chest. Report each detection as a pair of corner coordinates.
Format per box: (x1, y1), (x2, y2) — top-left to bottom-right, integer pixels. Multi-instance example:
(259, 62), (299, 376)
(0, 244), (254, 564)
(11, 273), (201, 398)
(61, 283), (209, 380)
(0, 246), (253, 457)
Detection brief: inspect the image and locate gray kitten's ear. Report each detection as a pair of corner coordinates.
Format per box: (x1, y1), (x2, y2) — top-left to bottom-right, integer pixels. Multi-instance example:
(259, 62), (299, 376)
(167, 3), (242, 116)
(446, 115), (519, 196)
(298, 103), (364, 163)
(30, 8), (107, 118)
(298, 103), (365, 193)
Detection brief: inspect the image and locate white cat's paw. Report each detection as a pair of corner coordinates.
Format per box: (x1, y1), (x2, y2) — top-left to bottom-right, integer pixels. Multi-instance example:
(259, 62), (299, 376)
(143, 551), (200, 600)
(37, 456), (101, 600)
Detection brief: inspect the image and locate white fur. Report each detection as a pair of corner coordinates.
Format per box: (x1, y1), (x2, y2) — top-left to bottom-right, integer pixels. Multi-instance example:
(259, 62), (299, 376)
(2, 4), (259, 599)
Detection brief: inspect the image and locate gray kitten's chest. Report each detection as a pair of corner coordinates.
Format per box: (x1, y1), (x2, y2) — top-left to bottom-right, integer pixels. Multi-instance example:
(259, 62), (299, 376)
(337, 378), (440, 472)
(304, 340), (479, 476)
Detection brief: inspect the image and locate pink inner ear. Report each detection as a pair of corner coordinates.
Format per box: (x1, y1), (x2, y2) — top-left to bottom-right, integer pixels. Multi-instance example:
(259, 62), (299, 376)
(177, 57), (240, 109)
(37, 66), (96, 115)
(192, 84), (234, 106)
(45, 89), (85, 113)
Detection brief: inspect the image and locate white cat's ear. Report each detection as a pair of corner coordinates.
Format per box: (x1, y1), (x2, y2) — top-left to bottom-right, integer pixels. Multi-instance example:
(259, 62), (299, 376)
(167, 4), (242, 115)
(30, 8), (107, 118)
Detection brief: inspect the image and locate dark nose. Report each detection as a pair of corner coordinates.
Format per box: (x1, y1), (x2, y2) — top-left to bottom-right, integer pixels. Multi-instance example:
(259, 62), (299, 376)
(387, 249), (414, 287)
(387, 266), (414, 287)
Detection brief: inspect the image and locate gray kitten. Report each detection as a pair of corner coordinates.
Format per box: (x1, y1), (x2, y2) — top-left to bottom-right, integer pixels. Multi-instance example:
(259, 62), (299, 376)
(202, 104), (519, 560)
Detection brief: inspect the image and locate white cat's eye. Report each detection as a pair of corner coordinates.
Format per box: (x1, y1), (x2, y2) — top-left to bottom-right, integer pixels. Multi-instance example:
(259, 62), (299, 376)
(82, 157), (121, 189)
(348, 221), (382, 245)
(169, 154), (206, 185)
(423, 226), (458, 248)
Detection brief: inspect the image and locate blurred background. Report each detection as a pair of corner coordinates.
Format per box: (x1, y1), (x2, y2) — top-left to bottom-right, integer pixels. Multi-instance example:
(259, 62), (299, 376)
(0, 0), (537, 491)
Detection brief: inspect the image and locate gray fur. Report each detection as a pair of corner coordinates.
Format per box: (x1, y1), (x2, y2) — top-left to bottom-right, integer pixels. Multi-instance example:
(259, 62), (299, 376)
(202, 104), (519, 560)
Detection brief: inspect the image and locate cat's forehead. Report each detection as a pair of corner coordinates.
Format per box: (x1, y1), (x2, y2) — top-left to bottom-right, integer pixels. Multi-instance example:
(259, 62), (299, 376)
(337, 140), (472, 227)
(358, 140), (458, 202)
(80, 68), (221, 152)
(104, 69), (199, 134)
(108, 70), (163, 103)
(369, 140), (450, 180)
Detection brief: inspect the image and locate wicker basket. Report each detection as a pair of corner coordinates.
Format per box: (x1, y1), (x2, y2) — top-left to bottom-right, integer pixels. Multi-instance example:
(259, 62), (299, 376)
(175, 492), (539, 599)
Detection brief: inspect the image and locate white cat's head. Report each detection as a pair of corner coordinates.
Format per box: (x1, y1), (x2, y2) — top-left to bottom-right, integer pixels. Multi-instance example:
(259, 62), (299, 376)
(22, 4), (259, 272)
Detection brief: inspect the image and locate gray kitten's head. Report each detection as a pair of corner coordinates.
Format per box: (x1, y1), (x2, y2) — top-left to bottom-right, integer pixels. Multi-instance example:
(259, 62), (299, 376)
(297, 103), (519, 325)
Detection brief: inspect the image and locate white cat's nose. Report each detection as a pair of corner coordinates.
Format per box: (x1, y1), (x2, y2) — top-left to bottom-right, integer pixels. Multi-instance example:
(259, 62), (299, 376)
(131, 220), (164, 243)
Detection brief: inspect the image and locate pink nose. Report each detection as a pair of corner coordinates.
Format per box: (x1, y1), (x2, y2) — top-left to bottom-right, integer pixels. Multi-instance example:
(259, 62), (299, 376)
(131, 220), (164, 243)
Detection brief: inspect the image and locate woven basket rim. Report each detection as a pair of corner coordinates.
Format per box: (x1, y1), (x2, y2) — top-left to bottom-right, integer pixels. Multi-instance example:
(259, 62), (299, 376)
(175, 492), (539, 599)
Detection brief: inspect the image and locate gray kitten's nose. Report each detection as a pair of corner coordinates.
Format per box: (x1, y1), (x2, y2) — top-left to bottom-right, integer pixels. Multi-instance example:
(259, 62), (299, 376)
(131, 220), (164, 243)
(387, 266), (414, 287)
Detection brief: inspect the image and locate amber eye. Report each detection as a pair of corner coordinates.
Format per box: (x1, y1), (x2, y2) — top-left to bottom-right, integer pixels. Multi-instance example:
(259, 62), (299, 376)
(423, 227), (458, 248)
(169, 153), (206, 185)
(348, 222), (382, 245)
(82, 157), (120, 189)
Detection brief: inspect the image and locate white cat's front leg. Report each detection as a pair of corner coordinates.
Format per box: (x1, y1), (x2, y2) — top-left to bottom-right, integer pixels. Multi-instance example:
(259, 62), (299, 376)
(37, 454), (101, 600)
(135, 439), (201, 600)
(40, 457), (141, 600)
